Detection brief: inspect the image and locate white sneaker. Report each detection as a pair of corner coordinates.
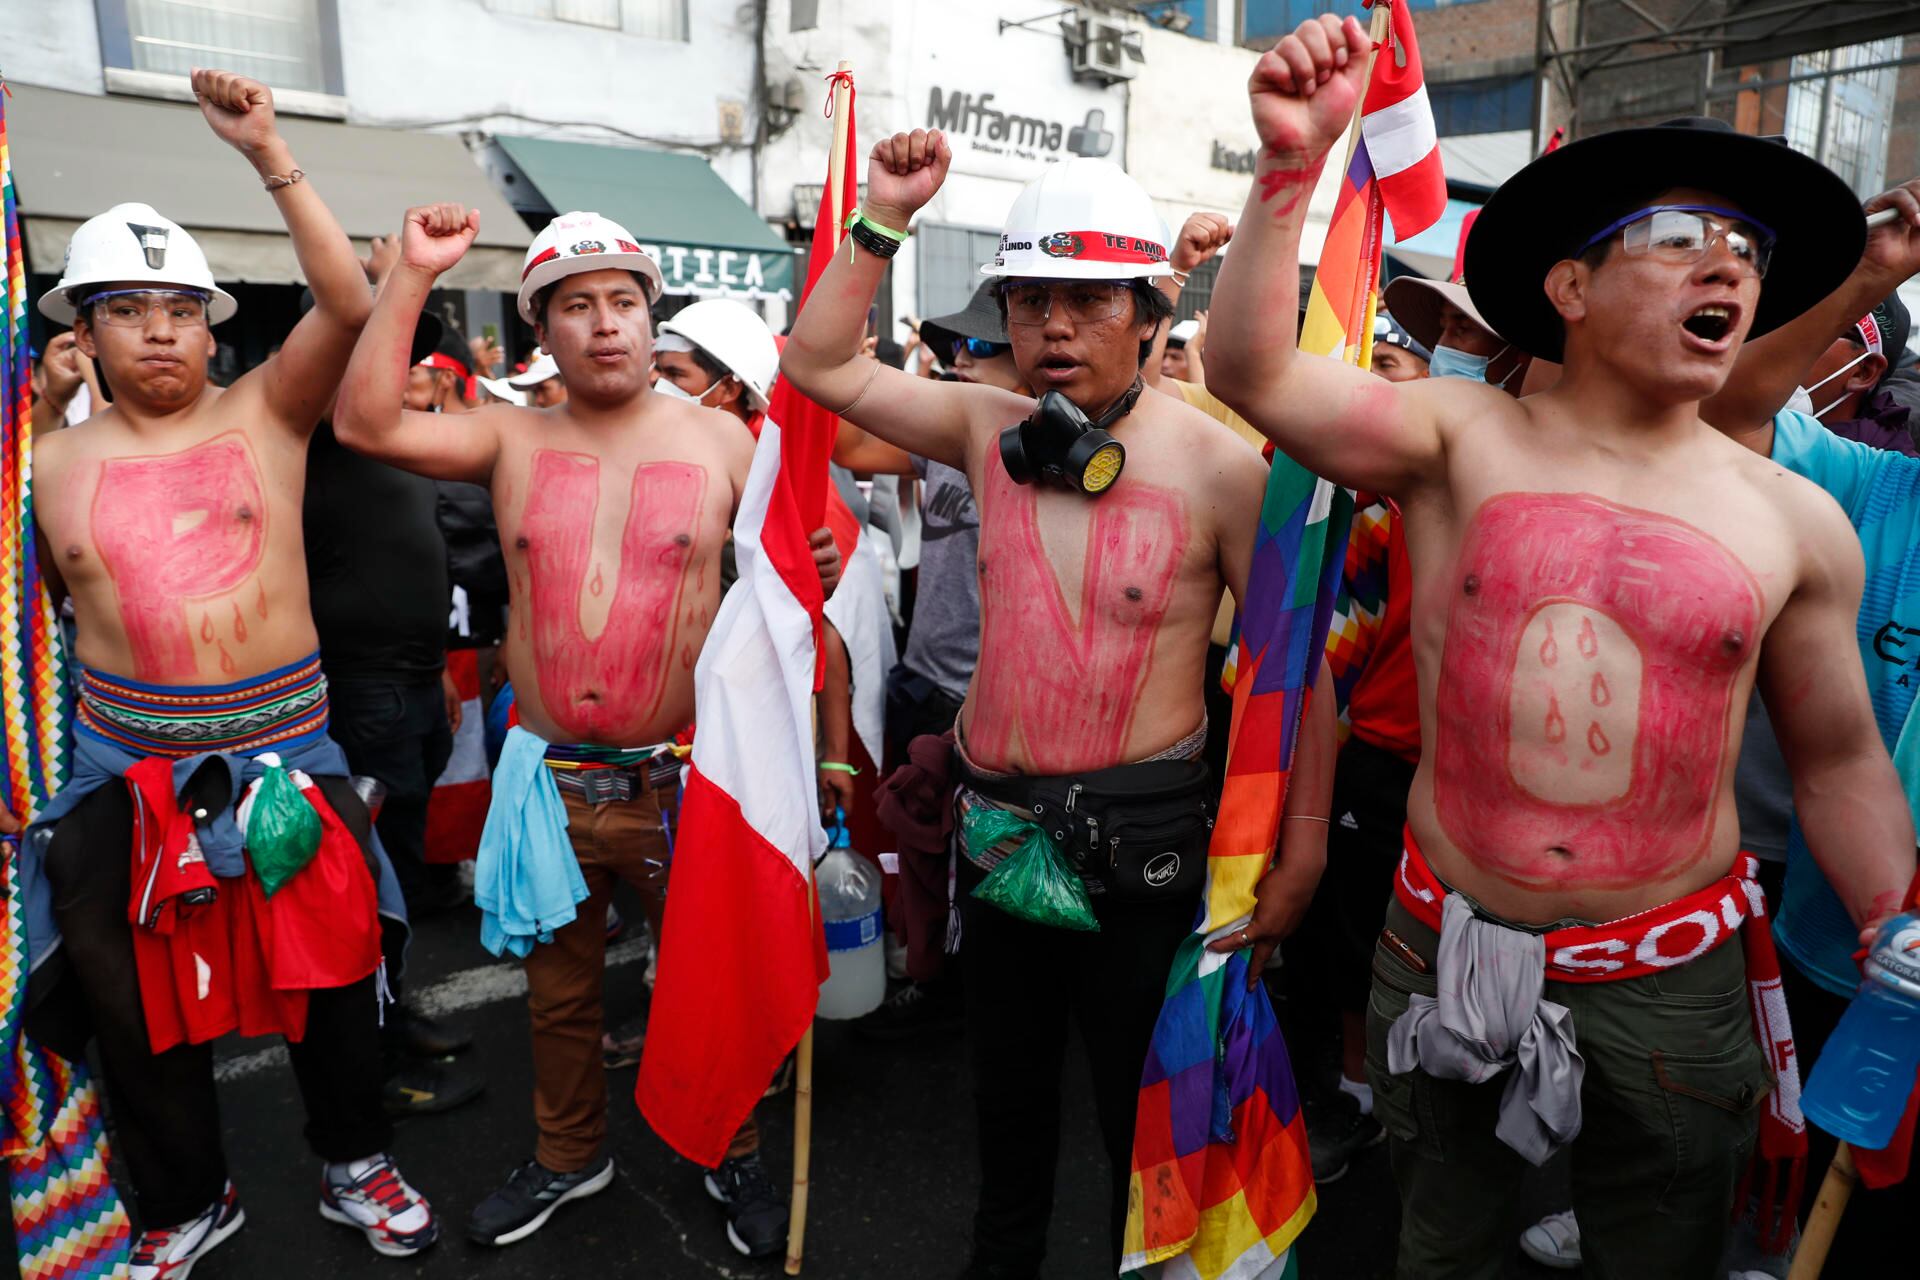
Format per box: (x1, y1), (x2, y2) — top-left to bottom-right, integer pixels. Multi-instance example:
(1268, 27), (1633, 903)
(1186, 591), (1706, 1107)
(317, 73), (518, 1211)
(1518, 1209), (1581, 1270)
(129, 1181), (245, 1279)
(318, 1153), (439, 1257)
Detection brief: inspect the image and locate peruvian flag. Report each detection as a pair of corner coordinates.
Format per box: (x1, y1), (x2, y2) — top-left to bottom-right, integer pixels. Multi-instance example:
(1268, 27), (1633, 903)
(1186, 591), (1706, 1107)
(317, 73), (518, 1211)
(636, 71), (857, 1166)
(424, 648), (489, 863)
(1361, 0), (1446, 241)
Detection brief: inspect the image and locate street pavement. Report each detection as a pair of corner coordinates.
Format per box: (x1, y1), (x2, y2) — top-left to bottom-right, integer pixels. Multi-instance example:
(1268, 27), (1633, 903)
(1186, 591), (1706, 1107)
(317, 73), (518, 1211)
(65, 882), (1569, 1280)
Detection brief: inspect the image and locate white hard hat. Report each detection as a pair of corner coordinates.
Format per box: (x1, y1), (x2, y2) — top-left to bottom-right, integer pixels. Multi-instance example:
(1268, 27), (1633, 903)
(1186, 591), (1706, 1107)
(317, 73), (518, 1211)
(38, 202), (236, 324)
(475, 375), (527, 406)
(517, 211), (665, 325)
(656, 298), (779, 410)
(980, 159), (1172, 282)
(507, 352), (560, 387)
(1167, 319), (1200, 346)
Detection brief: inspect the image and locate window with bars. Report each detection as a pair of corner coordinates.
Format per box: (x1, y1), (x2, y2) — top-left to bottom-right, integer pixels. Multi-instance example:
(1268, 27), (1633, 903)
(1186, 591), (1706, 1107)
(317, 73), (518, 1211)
(916, 225), (1003, 322)
(484, 0), (688, 40)
(1785, 37), (1902, 200)
(98, 0), (338, 95)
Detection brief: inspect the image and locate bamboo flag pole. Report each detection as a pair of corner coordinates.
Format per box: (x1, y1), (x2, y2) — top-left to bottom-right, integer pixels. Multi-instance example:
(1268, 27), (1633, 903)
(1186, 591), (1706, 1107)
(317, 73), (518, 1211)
(1337, 0), (1391, 366)
(1785, 1142), (1857, 1280)
(785, 61), (853, 1276)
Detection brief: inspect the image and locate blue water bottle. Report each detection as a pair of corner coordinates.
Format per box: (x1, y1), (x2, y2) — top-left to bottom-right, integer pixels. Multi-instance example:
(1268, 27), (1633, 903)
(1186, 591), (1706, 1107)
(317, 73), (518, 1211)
(1802, 911), (1920, 1149)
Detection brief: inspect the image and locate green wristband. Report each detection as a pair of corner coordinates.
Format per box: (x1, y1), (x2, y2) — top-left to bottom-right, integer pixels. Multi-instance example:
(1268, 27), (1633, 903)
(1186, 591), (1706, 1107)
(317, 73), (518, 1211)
(843, 209), (909, 243)
(817, 761), (861, 776)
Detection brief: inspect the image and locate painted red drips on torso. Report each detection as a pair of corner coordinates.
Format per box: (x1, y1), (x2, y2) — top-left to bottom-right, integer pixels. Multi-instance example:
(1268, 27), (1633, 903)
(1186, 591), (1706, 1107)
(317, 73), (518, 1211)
(519, 449), (707, 744)
(90, 433), (267, 682)
(1432, 492), (1762, 888)
(967, 459), (1190, 775)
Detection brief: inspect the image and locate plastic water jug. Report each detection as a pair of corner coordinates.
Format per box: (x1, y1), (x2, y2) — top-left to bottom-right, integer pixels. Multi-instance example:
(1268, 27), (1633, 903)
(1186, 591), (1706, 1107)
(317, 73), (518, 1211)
(1802, 911), (1920, 1149)
(816, 814), (885, 1021)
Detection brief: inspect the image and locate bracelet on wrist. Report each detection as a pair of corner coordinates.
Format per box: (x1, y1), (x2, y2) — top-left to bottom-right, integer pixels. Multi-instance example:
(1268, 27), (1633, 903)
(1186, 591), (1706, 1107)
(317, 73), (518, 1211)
(844, 209), (909, 241)
(262, 168), (305, 192)
(1169, 268), (1192, 286)
(817, 761), (861, 776)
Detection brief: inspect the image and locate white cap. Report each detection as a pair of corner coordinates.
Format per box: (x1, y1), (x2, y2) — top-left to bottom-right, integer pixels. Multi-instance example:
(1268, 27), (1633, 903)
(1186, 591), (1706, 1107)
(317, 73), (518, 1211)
(517, 211), (665, 325)
(655, 298), (779, 410)
(507, 352), (560, 387)
(1167, 319), (1200, 345)
(475, 375), (527, 406)
(980, 159), (1172, 282)
(39, 202), (237, 324)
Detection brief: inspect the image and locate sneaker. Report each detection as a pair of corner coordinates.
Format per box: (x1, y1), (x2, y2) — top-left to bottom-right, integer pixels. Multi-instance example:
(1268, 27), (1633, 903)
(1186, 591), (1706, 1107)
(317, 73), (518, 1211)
(467, 1155), (615, 1247)
(130, 1181), (244, 1279)
(319, 1154), (439, 1258)
(601, 1017), (646, 1070)
(383, 1059), (486, 1117)
(1518, 1210), (1582, 1270)
(1305, 1091), (1384, 1184)
(851, 980), (964, 1041)
(704, 1153), (787, 1258)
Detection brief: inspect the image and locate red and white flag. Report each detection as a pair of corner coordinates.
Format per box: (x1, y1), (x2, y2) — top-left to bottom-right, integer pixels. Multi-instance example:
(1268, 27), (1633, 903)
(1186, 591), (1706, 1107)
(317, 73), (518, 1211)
(636, 70), (857, 1167)
(425, 648), (489, 864)
(1361, 0), (1446, 241)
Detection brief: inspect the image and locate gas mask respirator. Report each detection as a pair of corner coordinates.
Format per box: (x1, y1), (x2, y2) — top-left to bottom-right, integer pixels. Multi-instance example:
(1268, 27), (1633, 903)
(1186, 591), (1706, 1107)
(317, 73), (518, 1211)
(998, 378), (1143, 497)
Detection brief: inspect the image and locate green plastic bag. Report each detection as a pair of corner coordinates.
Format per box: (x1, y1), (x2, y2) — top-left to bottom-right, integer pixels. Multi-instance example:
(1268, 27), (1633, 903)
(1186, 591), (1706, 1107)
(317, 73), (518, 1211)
(963, 804), (1099, 932)
(247, 760), (323, 898)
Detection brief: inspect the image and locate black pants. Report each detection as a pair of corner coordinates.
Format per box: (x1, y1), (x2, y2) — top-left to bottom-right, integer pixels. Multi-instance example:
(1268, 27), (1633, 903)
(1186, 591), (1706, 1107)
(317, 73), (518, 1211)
(1785, 952), (1917, 1271)
(40, 775), (392, 1228)
(959, 859), (1196, 1276)
(326, 674), (453, 909)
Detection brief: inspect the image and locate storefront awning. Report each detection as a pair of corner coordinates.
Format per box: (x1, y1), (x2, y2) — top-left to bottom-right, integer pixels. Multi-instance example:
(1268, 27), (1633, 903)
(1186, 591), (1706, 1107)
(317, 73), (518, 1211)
(7, 83), (530, 292)
(495, 136), (794, 300)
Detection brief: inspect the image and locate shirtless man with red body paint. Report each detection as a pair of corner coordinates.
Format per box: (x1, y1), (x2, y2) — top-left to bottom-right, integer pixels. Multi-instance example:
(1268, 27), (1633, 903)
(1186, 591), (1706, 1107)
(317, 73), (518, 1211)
(19, 71), (441, 1276)
(780, 141), (1337, 1279)
(332, 204), (838, 1255)
(1209, 15), (1917, 1277)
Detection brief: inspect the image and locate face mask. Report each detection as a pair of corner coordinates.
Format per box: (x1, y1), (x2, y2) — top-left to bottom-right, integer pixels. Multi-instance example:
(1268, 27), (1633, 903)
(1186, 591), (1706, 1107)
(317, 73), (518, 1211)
(654, 376), (723, 406)
(1793, 349), (1873, 419)
(1428, 343), (1492, 382)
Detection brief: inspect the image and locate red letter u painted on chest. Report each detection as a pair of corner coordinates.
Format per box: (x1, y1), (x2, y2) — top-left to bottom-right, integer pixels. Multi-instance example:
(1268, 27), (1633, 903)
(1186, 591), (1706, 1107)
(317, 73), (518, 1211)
(970, 462), (1189, 775)
(92, 433), (266, 682)
(520, 449), (706, 744)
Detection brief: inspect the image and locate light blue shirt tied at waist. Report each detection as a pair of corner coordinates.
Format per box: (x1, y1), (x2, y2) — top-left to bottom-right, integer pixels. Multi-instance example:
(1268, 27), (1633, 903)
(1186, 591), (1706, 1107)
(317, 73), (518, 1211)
(476, 726), (587, 958)
(1386, 892), (1586, 1166)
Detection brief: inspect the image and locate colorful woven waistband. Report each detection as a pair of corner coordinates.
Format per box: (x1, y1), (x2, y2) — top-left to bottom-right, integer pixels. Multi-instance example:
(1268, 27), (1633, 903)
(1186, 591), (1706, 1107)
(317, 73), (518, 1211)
(543, 741), (679, 771)
(76, 653), (331, 759)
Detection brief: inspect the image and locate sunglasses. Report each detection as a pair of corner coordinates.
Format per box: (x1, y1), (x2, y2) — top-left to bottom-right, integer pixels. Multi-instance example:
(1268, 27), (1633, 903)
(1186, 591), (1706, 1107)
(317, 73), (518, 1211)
(948, 336), (1010, 360)
(1576, 204), (1776, 278)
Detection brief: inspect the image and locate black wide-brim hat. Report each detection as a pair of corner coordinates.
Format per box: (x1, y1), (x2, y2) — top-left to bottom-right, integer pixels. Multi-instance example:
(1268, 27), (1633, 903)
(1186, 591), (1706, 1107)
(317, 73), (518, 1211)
(920, 279), (1011, 357)
(1464, 118), (1865, 363)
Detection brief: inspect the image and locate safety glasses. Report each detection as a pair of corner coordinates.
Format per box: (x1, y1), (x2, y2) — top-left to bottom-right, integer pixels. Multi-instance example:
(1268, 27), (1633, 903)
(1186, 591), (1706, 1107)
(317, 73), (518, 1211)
(948, 335), (1010, 360)
(1000, 280), (1133, 328)
(86, 289), (210, 328)
(1576, 205), (1776, 278)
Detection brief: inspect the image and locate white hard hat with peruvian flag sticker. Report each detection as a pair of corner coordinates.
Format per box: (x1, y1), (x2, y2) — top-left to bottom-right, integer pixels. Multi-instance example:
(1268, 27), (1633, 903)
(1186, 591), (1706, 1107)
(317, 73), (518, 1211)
(980, 159), (1172, 282)
(517, 211), (665, 325)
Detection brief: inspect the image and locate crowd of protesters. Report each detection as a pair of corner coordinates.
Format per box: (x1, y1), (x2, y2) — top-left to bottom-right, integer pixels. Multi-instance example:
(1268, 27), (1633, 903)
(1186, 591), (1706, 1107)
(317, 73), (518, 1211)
(13, 14), (1920, 1278)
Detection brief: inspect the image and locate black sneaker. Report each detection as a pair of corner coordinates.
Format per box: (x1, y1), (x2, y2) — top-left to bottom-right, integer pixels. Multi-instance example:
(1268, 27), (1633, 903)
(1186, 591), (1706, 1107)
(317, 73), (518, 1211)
(392, 1006), (473, 1059)
(851, 980), (964, 1041)
(1306, 1091), (1384, 1184)
(467, 1156), (615, 1247)
(703, 1154), (786, 1258)
(382, 1059), (485, 1118)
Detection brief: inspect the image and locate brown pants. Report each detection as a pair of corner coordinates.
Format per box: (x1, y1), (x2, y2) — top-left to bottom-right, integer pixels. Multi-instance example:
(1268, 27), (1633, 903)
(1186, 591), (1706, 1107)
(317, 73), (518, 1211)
(527, 781), (760, 1171)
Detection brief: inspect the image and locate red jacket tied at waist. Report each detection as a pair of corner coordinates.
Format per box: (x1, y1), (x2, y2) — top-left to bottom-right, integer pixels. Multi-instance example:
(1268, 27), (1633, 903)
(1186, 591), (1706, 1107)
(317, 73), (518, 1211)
(124, 758), (382, 1053)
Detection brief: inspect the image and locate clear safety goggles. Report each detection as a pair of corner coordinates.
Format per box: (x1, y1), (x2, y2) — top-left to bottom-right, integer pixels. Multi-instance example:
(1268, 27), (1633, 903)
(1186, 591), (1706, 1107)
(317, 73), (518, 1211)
(1577, 205), (1776, 278)
(1000, 280), (1133, 328)
(85, 289), (211, 328)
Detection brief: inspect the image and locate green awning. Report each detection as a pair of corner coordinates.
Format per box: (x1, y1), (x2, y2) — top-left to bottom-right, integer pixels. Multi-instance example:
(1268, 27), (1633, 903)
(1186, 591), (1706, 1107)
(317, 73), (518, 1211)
(497, 137), (794, 300)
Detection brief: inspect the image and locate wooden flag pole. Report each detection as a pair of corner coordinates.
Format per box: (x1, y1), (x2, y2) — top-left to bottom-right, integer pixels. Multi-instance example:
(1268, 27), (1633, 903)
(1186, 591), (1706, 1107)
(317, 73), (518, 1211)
(1337, 0), (1392, 366)
(1785, 1142), (1857, 1280)
(786, 63), (852, 1276)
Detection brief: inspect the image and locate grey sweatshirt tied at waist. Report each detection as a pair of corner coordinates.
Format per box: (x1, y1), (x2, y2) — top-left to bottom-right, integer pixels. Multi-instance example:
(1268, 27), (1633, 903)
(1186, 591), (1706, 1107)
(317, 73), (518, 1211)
(1386, 892), (1585, 1165)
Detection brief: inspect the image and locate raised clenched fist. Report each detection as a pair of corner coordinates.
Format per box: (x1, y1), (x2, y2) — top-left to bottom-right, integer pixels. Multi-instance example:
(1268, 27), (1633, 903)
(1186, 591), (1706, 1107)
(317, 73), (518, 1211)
(401, 203), (481, 277)
(864, 130), (953, 232)
(1172, 213), (1234, 275)
(1248, 15), (1372, 163)
(191, 68), (280, 158)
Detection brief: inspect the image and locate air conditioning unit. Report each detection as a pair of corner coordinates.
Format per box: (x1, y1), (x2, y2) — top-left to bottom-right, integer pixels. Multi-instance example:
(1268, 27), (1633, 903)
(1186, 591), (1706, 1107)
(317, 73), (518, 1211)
(1068, 17), (1142, 85)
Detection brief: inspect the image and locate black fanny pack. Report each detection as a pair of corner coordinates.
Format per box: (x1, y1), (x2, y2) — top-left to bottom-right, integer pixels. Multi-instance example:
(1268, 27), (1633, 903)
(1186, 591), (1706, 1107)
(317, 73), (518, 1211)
(958, 755), (1212, 901)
